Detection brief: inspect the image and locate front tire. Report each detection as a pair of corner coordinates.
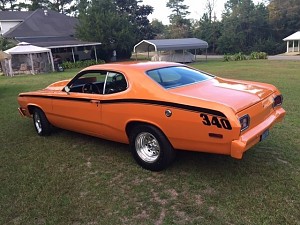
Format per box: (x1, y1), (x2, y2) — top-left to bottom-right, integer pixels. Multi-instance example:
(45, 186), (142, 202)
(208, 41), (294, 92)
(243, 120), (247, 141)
(33, 108), (52, 136)
(129, 125), (175, 171)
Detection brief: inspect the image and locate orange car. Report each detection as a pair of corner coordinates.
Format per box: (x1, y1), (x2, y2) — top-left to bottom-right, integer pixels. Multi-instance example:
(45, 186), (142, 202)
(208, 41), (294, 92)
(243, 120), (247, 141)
(18, 62), (285, 171)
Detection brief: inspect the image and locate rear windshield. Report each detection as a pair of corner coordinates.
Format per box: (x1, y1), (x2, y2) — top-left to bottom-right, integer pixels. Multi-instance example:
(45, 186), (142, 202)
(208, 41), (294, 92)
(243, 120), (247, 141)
(146, 66), (213, 89)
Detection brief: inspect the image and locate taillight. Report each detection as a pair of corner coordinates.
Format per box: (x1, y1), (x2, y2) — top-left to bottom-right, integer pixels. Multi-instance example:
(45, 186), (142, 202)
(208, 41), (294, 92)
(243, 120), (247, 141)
(273, 95), (283, 107)
(239, 114), (250, 131)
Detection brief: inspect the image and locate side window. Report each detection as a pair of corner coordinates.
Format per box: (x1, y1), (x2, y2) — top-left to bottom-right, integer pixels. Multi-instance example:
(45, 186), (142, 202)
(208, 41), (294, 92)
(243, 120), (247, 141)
(70, 71), (106, 94)
(69, 71), (127, 94)
(104, 72), (127, 94)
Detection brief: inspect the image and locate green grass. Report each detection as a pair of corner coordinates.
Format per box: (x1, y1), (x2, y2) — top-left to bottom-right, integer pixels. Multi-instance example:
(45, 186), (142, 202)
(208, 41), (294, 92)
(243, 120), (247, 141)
(0, 61), (299, 224)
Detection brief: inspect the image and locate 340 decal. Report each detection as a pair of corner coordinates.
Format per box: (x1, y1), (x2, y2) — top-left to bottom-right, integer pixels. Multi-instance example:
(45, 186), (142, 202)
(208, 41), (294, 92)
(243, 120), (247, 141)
(200, 113), (232, 130)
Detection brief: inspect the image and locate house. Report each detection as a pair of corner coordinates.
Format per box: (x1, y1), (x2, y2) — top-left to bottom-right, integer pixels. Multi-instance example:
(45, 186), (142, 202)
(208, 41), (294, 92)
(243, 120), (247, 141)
(0, 9), (101, 62)
(283, 31), (300, 54)
(0, 11), (32, 35)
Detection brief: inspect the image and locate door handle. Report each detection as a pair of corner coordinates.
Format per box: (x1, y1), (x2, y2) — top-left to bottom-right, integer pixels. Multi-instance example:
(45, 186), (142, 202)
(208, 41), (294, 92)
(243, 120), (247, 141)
(90, 100), (101, 106)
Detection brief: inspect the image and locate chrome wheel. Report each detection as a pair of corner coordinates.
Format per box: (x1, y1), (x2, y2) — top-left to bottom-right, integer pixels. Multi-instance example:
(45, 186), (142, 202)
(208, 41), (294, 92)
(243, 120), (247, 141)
(34, 112), (42, 134)
(32, 108), (52, 136)
(130, 125), (175, 171)
(135, 132), (160, 163)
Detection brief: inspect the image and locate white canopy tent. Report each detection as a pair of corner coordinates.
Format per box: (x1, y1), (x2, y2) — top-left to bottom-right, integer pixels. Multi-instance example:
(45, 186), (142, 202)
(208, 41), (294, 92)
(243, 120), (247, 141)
(283, 31), (300, 53)
(4, 42), (55, 76)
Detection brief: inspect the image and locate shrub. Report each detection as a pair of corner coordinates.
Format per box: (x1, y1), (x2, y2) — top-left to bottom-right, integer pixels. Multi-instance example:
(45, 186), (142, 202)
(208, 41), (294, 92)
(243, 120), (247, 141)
(62, 59), (105, 69)
(250, 52), (268, 60)
(233, 52), (247, 61)
(223, 51), (268, 62)
(223, 54), (232, 62)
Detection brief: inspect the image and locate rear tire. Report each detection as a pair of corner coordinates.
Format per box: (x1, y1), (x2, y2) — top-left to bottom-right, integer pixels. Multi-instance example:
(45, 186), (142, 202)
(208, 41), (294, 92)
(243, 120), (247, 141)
(129, 125), (175, 171)
(33, 108), (52, 136)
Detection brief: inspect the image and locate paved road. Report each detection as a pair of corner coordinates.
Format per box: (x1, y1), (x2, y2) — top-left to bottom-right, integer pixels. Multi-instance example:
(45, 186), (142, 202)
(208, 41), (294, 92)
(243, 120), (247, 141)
(196, 55), (222, 60)
(139, 53), (300, 61)
(268, 55), (300, 61)
(197, 55), (300, 61)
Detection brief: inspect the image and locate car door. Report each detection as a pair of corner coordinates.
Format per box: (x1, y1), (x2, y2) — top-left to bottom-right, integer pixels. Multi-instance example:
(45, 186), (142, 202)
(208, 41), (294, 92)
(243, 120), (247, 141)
(51, 71), (106, 137)
(96, 71), (129, 142)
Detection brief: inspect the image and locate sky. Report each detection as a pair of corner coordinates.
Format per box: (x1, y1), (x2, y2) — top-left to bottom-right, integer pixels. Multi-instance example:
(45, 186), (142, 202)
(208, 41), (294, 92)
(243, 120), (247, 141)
(142, 0), (265, 24)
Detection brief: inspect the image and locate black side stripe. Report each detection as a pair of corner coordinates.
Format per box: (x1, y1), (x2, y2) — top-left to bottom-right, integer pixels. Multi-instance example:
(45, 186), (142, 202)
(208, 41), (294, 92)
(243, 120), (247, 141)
(101, 99), (226, 118)
(19, 94), (226, 118)
(19, 94), (91, 102)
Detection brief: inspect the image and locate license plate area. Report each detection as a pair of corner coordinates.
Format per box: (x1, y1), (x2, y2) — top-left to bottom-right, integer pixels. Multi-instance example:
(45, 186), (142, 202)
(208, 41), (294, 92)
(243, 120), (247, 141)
(260, 129), (269, 142)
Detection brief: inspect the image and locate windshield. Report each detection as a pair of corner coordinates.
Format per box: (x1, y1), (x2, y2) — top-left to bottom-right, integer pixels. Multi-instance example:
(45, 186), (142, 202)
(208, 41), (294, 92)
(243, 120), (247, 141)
(146, 66), (213, 89)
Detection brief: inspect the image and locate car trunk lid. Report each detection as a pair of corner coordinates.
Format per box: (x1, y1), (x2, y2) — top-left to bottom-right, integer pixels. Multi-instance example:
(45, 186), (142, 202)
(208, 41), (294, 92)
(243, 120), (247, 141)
(169, 77), (274, 113)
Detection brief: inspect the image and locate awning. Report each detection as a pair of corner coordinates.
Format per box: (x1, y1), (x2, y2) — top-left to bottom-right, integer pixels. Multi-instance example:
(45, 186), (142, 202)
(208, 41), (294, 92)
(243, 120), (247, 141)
(16, 36), (101, 49)
(134, 38), (208, 52)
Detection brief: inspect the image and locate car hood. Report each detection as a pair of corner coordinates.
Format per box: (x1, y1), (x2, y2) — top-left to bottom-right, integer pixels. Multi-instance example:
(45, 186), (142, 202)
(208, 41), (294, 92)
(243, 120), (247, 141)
(45, 79), (71, 91)
(169, 77), (274, 113)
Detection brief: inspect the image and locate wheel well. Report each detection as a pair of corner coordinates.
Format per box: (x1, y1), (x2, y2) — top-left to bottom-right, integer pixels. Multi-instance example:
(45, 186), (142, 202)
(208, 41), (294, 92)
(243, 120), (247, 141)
(126, 121), (168, 141)
(27, 105), (41, 115)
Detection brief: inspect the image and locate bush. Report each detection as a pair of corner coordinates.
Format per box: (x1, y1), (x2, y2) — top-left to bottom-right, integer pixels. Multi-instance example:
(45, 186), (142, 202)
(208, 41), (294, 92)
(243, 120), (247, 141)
(223, 51), (268, 62)
(233, 52), (247, 61)
(223, 54), (232, 62)
(62, 59), (105, 69)
(249, 52), (268, 60)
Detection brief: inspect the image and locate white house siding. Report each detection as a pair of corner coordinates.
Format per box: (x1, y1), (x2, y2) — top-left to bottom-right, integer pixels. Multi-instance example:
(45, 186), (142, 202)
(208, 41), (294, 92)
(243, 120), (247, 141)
(0, 21), (21, 35)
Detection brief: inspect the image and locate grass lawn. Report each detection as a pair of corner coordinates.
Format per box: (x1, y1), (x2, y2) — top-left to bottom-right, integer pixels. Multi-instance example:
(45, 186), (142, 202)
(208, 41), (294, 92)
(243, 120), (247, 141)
(0, 60), (299, 224)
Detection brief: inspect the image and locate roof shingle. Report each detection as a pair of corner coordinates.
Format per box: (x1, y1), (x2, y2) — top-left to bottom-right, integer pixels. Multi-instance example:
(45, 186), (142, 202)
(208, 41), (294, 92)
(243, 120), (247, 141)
(4, 9), (78, 38)
(0, 11), (33, 21)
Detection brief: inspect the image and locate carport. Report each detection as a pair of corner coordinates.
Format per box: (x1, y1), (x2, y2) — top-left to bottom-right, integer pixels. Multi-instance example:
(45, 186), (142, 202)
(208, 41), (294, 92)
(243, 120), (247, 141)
(133, 38), (208, 62)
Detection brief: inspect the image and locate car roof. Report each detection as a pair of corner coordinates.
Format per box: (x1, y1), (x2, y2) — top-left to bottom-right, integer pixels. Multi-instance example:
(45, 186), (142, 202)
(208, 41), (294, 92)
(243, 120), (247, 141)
(81, 61), (182, 73)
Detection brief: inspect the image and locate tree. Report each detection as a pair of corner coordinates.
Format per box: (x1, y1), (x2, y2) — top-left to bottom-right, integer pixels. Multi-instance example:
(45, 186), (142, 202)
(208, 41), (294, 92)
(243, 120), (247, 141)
(268, 0), (300, 40)
(0, 0), (17, 10)
(151, 19), (166, 39)
(0, 37), (15, 51)
(193, 14), (221, 54)
(15, 0), (77, 14)
(205, 0), (215, 22)
(217, 0), (271, 54)
(166, 0), (190, 24)
(193, 0), (221, 53)
(76, 0), (154, 60)
(15, 0), (50, 11)
(76, 0), (136, 61)
(114, 0), (154, 41)
(69, 0), (88, 16)
(48, 0), (75, 14)
(166, 0), (192, 38)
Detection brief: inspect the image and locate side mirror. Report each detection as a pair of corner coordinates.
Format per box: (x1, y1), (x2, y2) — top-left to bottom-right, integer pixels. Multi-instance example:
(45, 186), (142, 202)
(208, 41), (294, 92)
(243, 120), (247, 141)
(64, 86), (70, 94)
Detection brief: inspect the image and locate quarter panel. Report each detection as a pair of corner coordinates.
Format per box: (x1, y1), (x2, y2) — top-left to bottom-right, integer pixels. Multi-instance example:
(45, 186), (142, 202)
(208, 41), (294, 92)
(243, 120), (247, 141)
(100, 100), (240, 154)
(18, 94), (53, 117)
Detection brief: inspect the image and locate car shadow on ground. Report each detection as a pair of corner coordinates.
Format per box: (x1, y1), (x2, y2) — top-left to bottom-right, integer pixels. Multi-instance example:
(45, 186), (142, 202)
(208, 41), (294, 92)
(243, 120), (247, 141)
(51, 128), (271, 177)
